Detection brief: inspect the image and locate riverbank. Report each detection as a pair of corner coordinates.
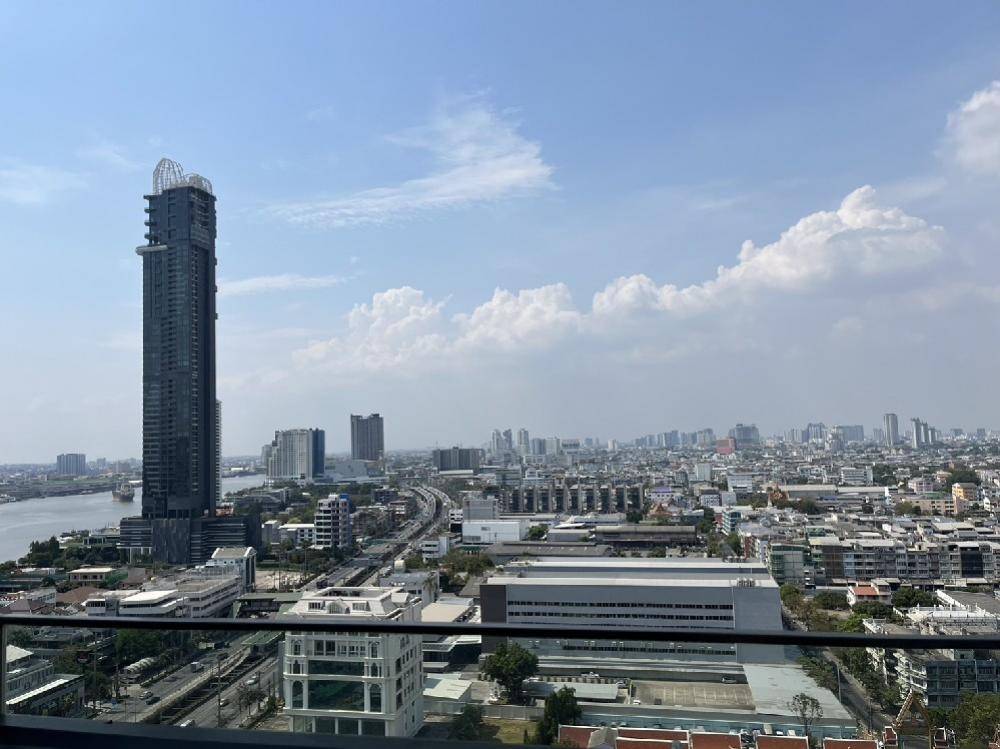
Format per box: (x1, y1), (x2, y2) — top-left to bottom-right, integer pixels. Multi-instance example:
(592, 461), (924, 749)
(0, 474), (266, 564)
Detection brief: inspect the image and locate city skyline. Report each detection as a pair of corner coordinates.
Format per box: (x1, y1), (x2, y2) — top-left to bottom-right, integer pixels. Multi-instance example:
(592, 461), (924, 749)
(3, 4), (1000, 461)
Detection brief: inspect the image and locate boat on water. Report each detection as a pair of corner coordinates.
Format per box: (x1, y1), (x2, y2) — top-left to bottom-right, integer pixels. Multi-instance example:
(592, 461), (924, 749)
(112, 481), (135, 502)
(0, 494), (17, 504)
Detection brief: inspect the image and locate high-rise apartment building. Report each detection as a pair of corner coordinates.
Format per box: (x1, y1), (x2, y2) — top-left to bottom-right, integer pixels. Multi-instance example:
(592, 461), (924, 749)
(264, 429), (326, 480)
(883, 413), (900, 446)
(137, 159), (218, 553)
(516, 428), (529, 453)
(126, 160), (258, 564)
(55, 453), (86, 477)
(431, 447), (482, 472)
(728, 423), (760, 446)
(350, 414), (384, 461)
(315, 495), (352, 549)
(215, 400), (222, 504)
(282, 587), (424, 737)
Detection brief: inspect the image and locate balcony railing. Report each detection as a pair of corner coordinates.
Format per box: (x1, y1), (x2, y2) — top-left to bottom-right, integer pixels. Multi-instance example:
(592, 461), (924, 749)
(1, 614), (998, 749)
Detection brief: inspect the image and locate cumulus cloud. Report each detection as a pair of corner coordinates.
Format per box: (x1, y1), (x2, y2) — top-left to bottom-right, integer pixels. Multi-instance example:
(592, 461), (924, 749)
(295, 287), (449, 371)
(268, 95), (554, 228)
(219, 274), (349, 298)
(945, 81), (1000, 176)
(289, 186), (945, 375)
(454, 284), (581, 350)
(0, 163), (86, 204)
(592, 186), (944, 317)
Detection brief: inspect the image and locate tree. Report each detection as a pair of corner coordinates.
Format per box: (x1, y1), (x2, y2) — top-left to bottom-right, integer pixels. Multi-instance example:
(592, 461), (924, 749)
(894, 501), (919, 516)
(449, 704), (486, 740)
(625, 509), (644, 523)
(852, 601), (895, 619)
(787, 693), (823, 744)
(892, 588), (936, 608)
(535, 687), (582, 745)
(813, 591), (849, 610)
(116, 629), (166, 664)
(780, 584), (804, 608)
(647, 547), (667, 558)
(949, 693), (1000, 749)
(236, 683), (266, 716)
(403, 554), (426, 571)
(527, 525), (547, 541)
(482, 642), (538, 705)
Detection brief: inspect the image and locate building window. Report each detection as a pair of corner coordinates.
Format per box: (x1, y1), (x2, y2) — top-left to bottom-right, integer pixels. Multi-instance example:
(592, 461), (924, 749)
(291, 681), (304, 709)
(308, 680), (365, 711)
(338, 719), (359, 735)
(310, 660), (364, 676)
(362, 720), (386, 736)
(369, 683), (382, 712)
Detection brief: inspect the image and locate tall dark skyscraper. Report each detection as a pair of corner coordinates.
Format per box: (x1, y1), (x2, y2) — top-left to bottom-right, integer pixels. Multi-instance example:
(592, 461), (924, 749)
(350, 413), (385, 461)
(135, 158), (219, 562)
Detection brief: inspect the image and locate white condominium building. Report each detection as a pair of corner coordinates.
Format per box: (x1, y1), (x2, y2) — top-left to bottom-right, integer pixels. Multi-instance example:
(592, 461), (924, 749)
(282, 587), (423, 738)
(315, 495), (352, 549)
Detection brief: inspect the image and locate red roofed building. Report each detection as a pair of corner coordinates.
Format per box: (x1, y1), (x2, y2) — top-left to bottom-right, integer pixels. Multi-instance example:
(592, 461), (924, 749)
(559, 726), (602, 749)
(756, 737), (809, 749)
(847, 583), (891, 607)
(823, 740), (878, 749)
(689, 733), (742, 749)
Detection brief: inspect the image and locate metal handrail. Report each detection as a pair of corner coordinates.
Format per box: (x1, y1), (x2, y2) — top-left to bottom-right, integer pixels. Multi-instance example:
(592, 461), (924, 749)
(2, 613), (999, 649)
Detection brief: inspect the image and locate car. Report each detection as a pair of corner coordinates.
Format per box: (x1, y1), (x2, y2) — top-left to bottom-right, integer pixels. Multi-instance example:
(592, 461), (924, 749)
(139, 690), (152, 700)
(632, 699), (642, 705)
(581, 671), (600, 678)
(145, 695), (160, 705)
(721, 676), (737, 684)
(616, 681), (627, 688)
(219, 697), (230, 707)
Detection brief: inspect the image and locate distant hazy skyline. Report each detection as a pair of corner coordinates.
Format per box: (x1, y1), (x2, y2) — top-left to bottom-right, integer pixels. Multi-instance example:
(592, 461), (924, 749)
(3, 3), (1000, 462)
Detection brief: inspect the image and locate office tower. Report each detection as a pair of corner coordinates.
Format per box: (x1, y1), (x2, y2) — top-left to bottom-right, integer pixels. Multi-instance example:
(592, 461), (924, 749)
(215, 400), (222, 504)
(785, 428), (803, 444)
(350, 413), (384, 461)
(695, 428), (715, 447)
(529, 437), (546, 456)
(490, 429), (503, 455)
(884, 413), (900, 446)
(137, 159), (218, 552)
(502, 428), (513, 451)
(265, 429), (326, 479)
(55, 453), (87, 477)
(431, 447), (482, 472)
(516, 428), (529, 453)
(728, 423), (760, 446)
(282, 587), (423, 737)
(834, 424), (864, 443)
(911, 418), (926, 449)
(804, 422), (827, 442)
(315, 495), (352, 549)
(872, 427), (885, 445)
(544, 436), (562, 455)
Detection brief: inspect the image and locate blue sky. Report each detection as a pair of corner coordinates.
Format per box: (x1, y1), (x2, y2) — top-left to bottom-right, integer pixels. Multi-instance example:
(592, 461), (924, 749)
(3, 2), (1000, 461)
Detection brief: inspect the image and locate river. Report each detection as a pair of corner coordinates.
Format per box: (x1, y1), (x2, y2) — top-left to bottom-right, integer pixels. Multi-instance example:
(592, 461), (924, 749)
(0, 475), (267, 564)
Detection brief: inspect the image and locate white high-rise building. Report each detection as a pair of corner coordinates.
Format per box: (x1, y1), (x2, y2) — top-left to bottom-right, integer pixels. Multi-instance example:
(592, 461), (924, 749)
(264, 428), (325, 480)
(315, 495), (352, 549)
(282, 587), (423, 738)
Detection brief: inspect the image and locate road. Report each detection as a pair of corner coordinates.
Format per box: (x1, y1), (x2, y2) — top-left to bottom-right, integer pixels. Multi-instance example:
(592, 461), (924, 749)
(158, 483), (448, 726)
(176, 656), (278, 728)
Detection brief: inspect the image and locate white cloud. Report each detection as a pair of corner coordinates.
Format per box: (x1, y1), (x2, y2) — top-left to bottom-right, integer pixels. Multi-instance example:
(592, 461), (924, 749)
(592, 186), (944, 317)
(269, 95), (555, 228)
(0, 163), (86, 204)
(218, 274), (349, 298)
(295, 287), (449, 371)
(77, 140), (141, 171)
(289, 186), (946, 376)
(944, 81), (1000, 176)
(454, 284), (581, 350)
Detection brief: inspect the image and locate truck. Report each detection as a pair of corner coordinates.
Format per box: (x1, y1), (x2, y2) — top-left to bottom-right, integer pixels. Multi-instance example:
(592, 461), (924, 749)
(190, 661), (204, 673)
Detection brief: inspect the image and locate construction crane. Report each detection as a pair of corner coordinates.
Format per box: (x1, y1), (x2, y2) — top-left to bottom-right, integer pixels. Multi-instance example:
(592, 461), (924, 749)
(892, 689), (955, 749)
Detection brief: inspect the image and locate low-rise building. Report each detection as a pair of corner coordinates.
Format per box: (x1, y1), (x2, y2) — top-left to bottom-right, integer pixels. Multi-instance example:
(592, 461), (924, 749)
(282, 587), (424, 738)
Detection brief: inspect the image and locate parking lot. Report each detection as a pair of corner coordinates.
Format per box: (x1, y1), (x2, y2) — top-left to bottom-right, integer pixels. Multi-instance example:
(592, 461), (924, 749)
(632, 680), (754, 709)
